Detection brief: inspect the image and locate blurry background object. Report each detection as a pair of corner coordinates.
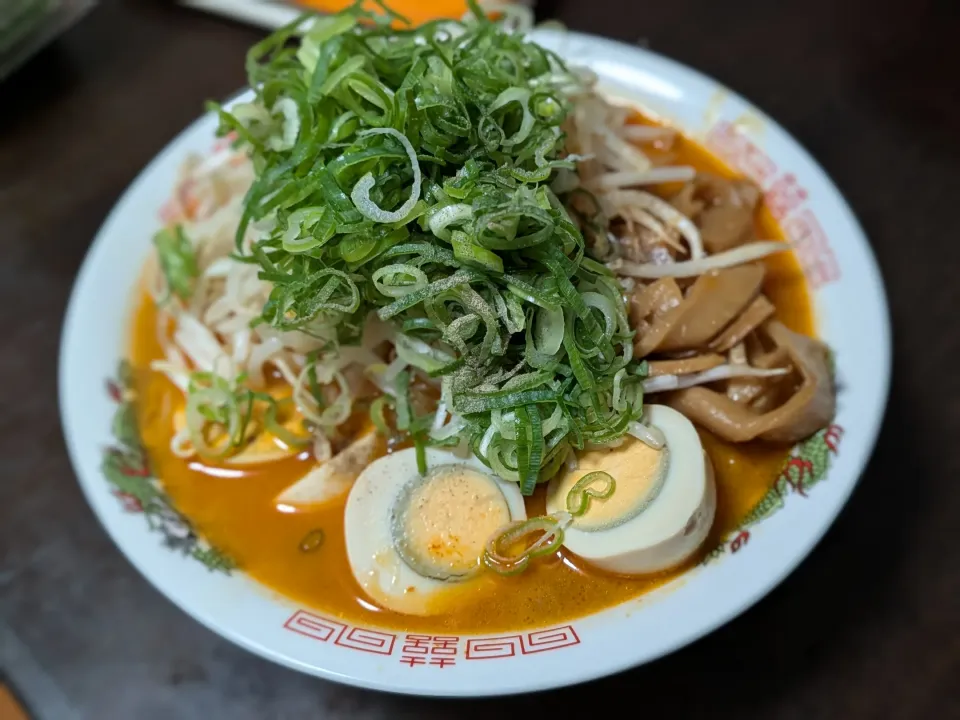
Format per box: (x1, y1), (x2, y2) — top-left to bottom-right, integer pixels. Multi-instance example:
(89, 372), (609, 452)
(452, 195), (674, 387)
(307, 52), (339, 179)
(0, 0), (96, 81)
(180, 0), (533, 30)
(0, 681), (32, 720)
(296, 0), (530, 25)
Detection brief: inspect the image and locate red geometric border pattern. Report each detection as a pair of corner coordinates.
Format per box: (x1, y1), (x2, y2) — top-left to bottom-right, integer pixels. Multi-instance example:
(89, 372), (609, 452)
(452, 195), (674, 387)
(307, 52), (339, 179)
(705, 119), (841, 289)
(284, 610), (342, 642)
(283, 610), (580, 663)
(336, 626), (397, 655)
(464, 625), (580, 660)
(283, 610), (396, 656)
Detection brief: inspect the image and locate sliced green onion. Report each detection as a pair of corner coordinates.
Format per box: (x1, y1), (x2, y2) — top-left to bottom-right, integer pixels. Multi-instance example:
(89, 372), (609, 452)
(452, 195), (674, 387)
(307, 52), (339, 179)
(533, 305), (564, 356)
(316, 55), (366, 98)
(184, 372), (253, 459)
(316, 371), (353, 428)
(415, 436), (428, 475)
(582, 291), (617, 339)
(299, 528), (325, 553)
(454, 387), (557, 415)
(489, 87), (535, 147)
(482, 515), (565, 575)
(350, 128), (422, 223)
(369, 395), (394, 436)
(451, 230), (504, 274)
(372, 264), (428, 298)
(566, 471), (616, 516)
(427, 203), (473, 241)
(394, 333), (456, 374)
(216, 2), (648, 485)
(612, 368), (627, 412)
(261, 395), (312, 449)
(267, 98), (300, 151)
(514, 404), (543, 495)
(153, 225), (198, 301)
(281, 207), (330, 253)
(394, 370), (411, 431)
(297, 13), (356, 71)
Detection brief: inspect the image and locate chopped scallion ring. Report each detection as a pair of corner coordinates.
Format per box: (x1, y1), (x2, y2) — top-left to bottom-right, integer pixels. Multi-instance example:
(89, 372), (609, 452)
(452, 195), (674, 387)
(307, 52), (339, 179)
(566, 471), (616, 516)
(299, 528), (325, 553)
(483, 515), (565, 575)
(259, 394), (312, 449)
(350, 128), (422, 224)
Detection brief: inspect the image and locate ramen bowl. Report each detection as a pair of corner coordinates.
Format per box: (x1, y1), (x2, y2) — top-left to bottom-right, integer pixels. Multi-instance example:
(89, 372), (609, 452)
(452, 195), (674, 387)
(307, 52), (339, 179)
(59, 29), (890, 696)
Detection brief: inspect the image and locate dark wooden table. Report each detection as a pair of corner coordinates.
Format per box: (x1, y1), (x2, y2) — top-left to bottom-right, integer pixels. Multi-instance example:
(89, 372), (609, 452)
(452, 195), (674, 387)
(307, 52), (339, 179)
(1, 0), (958, 717)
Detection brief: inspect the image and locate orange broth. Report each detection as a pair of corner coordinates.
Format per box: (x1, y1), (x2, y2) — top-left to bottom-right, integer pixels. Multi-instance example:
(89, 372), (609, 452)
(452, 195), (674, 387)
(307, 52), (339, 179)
(129, 116), (815, 633)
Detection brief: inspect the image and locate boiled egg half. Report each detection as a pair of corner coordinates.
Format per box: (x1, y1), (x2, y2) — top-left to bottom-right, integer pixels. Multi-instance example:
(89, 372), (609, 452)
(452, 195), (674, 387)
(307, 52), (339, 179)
(344, 446), (526, 615)
(546, 404), (716, 575)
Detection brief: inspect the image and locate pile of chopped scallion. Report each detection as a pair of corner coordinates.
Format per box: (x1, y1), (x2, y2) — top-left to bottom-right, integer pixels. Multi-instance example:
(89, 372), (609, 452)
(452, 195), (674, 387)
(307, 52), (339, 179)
(210, 0), (647, 494)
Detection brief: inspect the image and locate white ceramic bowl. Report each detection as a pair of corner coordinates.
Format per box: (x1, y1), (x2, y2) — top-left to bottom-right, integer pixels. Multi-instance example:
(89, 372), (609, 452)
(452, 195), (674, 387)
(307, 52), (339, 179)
(59, 30), (891, 696)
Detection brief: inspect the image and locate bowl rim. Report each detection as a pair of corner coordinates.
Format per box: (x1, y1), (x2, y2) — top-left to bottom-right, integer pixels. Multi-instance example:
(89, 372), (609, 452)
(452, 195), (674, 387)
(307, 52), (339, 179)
(58, 29), (891, 696)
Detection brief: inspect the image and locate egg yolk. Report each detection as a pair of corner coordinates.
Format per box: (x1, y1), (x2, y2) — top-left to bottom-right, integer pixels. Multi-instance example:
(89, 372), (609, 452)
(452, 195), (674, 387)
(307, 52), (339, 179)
(553, 437), (668, 531)
(396, 466), (510, 578)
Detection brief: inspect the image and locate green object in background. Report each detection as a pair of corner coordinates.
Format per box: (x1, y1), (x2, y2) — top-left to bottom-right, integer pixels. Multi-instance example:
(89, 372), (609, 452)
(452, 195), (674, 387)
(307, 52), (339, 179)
(0, 0), (96, 81)
(0, 0), (59, 53)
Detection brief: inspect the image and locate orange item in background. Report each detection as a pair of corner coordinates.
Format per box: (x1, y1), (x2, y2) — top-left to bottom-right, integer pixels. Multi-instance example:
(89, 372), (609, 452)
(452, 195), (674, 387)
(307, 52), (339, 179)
(297, 1), (468, 24)
(0, 685), (31, 720)
(296, 1), (521, 25)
